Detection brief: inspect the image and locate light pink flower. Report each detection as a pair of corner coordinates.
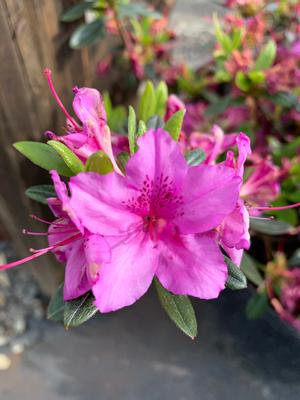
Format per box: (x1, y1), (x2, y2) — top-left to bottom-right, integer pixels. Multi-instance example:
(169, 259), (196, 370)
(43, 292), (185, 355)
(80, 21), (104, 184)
(69, 129), (241, 312)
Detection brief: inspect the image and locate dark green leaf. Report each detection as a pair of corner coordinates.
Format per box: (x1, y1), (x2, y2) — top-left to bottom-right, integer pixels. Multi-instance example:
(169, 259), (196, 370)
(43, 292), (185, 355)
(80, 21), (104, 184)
(48, 140), (84, 175)
(61, 2), (94, 22)
(117, 151), (130, 172)
(205, 95), (233, 116)
(69, 18), (105, 49)
(246, 291), (269, 319)
(47, 284), (65, 322)
(250, 217), (293, 235)
(225, 256), (247, 290)
(109, 105), (127, 132)
(147, 115), (164, 130)
(128, 105), (137, 155)
(13, 141), (73, 177)
(155, 279), (197, 339)
(240, 253), (263, 286)
(25, 185), (56, 205)
(164, 109), (186, 141)
(185, 149), (206, 166)
(255, 40), (276, 70)
(64, 292), (97, 328)
(119, 3), (161, 19)
(85, 150), (113, 174)
(270, 92), (300, 111)
(288, 249), (300, 268)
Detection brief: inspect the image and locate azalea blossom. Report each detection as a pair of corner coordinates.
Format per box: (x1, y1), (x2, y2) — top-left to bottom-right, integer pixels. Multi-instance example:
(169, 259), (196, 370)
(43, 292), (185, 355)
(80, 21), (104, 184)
(68, 128), (241, 312)
(44, 69), (122, 174)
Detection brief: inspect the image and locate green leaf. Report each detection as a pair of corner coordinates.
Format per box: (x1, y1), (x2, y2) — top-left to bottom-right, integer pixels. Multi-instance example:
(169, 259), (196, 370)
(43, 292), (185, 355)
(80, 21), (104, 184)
(235, 71), (251, 92)
(154, 279), (197, 339)
(241, 253), (263, 286)
(139, 81), (156, 123)
(255, 40), (277, 70)
(270, 92), (300, 111)
(47, 284), (65, 322)
(164, 109), (186, 141)
(128, 106), (137, 155)
(250, 217), (293, 235)
(119, 3), (161, 19)
(69, 18), (105, 49)
(103, 92), (112, 121)
(25, 185), (56, 205)
(185, 149), (206, 166)
(64, 292), (97, 329)
(147, 115), (164, 130)
(246, 291), (269, 319)
(137, 120), (147, 137)
(109, 106), (127, 132)
(213, 13), (233, 54)
(248, 70), (265, 85)
(117, 151), (130, 172)
(13, 141), (73, 177)
(155, 81), (168, 118)
(61, 2), (94, 22)
(205, 95), (233, 116)
(85, 150), (113, 174)
(48, 140), (84, 175)
(225, 256), (247, 290)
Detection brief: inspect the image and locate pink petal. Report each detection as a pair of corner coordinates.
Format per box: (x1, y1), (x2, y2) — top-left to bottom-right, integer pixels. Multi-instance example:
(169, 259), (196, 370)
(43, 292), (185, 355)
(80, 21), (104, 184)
(156, 233), (227, 299)
(69, 172), (141, 236)
(84, 234), (111, 283)
(92, 231), (159, 312)
(176, 164), (241, 234)
(125, 129), (188, 191)
(63, 239), (91, 301)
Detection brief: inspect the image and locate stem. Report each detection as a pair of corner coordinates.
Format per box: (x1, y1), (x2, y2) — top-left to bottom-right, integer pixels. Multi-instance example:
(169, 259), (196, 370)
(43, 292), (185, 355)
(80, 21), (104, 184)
(108, 0), (134, 55)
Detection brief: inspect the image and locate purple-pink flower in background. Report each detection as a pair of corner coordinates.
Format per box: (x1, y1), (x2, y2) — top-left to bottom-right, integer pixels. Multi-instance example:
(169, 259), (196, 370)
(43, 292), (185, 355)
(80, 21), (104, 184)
(69, 129), (241, 312)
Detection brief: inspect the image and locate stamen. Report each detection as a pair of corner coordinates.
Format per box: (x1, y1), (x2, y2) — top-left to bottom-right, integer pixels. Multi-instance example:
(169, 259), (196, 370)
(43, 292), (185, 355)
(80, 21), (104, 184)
(252, 202), (300, 212)
(0, 233), (81, 271)
(22, 229), (48, 236)
(30, 214), (52, 225)
(43, 68), (81, 132)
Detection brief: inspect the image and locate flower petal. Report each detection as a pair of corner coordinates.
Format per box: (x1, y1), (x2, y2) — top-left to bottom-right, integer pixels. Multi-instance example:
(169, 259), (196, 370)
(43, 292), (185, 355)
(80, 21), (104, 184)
(176, 164), (241, 234)
(69, 172), (141, 236)
(63, 239), (91, 301)
(92, 231), (159, 312)
(156, 233), (227, 299)
(125, 129), (188, 191)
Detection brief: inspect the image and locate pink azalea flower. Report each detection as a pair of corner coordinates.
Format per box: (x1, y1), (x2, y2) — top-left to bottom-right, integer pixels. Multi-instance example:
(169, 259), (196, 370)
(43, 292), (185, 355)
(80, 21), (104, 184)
(48, 171), (111, 301)
(219, 133), (251, 266)
(68, 129), (241, 312)
(44, 69), (122, 174)
(188, 125), (238, 164)
(164, 94), (185, 121)
(240, 158), (281, 207)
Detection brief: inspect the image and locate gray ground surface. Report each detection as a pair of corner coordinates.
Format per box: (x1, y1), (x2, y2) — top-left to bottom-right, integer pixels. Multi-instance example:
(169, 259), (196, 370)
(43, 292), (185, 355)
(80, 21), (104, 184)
(0, 289), (300, 400)
(170, 0), (224, 68)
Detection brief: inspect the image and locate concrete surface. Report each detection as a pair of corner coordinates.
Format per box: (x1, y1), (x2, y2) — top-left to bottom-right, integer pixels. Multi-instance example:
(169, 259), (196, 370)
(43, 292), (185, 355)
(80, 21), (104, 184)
(0, 289), (299, 400)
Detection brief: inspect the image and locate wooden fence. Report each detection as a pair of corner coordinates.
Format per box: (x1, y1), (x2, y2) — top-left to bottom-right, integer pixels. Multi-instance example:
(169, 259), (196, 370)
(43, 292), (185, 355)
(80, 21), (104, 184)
(0, 0), (103, 294)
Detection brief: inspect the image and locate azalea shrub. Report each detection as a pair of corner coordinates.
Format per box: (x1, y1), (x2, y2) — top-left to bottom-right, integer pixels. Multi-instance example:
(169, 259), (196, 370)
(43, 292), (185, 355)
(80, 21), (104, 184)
(166, 0), (300, 331)
(1, 67), (298, 337)
(62, 0), (179, 85)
